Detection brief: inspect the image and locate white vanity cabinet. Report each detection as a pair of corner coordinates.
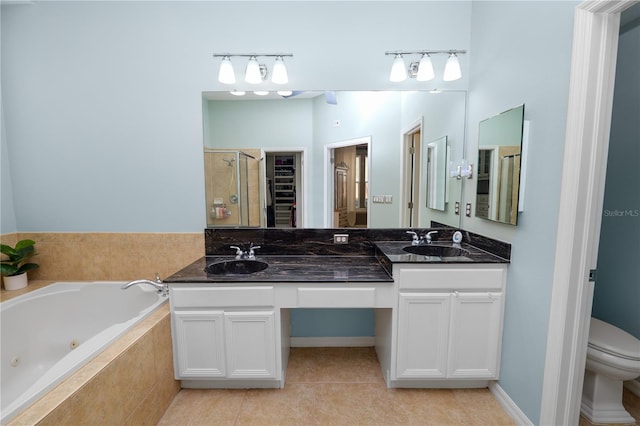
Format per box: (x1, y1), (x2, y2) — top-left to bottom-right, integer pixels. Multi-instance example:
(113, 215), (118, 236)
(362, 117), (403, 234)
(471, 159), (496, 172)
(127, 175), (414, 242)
(392, 264), (506, 385)
(170, 285), (280, 387)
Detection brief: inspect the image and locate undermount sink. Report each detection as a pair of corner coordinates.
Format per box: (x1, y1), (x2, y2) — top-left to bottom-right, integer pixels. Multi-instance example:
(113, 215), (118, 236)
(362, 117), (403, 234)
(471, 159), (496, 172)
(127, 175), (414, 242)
(205, 259), (269, 275)
(403, 245), (469, 257)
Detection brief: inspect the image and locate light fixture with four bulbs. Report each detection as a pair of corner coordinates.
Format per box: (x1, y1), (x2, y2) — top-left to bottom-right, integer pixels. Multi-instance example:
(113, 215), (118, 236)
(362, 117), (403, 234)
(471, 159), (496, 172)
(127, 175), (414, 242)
(386, 50), (466, 83)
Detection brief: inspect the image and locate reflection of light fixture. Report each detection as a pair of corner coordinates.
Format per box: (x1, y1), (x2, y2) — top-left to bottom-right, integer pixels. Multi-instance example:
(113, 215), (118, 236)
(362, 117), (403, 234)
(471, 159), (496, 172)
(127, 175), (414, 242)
(277, 90), (293, 96)
(253, 91), (269, 96)
(443, 53), (462, 81)
(389, 54), (407, 82)
(271, 56), (288, 84)
(213, 53), (293, 86)
(386, 50), (466, 82)
(229, 90), (246, 96)
(449, 159), (473, 180)
(218, 56), (235, 84)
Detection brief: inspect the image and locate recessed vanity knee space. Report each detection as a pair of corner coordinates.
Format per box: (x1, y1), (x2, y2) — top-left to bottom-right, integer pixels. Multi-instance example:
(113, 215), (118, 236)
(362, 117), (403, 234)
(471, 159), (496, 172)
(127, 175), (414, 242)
(163, 228), (510, 391)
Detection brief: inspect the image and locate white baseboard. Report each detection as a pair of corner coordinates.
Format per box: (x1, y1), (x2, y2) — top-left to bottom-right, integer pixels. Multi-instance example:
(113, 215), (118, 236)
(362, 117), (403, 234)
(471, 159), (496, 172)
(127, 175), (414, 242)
(290, 336), (375, 347)
(489, 382), (534, 426)
(625, 378), (640, 397)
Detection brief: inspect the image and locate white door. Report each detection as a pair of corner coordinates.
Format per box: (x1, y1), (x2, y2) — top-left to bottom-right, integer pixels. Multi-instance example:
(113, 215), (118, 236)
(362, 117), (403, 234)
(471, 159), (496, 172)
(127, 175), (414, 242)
(173, 310), (226, 378)
(396, 293), (450, 378)
(224, 311), (277, 379)
(448, 292), (503, 378)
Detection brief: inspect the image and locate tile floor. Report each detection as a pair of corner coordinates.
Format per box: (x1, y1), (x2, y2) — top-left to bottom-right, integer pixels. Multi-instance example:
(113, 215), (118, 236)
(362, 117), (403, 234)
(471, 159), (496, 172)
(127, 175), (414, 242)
(158, 347), (515, 425)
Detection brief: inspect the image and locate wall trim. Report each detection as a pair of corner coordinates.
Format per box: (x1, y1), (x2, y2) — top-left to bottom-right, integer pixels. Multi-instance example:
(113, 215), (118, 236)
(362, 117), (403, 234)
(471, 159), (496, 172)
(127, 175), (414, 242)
(290, 336), (375, 347)
(489, 382), (534, 426)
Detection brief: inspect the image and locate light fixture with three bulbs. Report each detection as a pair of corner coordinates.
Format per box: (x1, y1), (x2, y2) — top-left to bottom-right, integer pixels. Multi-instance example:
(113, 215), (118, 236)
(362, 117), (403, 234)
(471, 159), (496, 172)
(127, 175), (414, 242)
(214, 53), (293, 86)
(386, 50), (466, 83)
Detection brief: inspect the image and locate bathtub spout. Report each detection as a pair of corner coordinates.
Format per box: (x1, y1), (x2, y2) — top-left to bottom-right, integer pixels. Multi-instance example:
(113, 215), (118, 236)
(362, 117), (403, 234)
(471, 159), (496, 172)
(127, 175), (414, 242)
(122, 275), (168, 297)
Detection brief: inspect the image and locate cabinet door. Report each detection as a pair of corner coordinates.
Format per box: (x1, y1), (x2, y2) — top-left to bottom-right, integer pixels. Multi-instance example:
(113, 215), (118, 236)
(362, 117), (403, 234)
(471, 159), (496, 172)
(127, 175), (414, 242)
(448, 292), (503, 378)
(224, 311), (277, 379)
(173, 310), (226, 378)
(396, 293), (450, 378)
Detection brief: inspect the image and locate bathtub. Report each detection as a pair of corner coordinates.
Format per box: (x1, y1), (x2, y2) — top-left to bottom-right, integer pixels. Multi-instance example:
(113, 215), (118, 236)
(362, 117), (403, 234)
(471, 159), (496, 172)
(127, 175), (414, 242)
(0, 282), (168, 424)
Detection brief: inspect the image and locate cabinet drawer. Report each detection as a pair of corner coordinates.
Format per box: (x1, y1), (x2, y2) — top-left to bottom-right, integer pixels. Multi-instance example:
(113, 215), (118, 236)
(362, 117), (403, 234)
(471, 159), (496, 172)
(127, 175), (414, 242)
(171, 286), (275, 308)
(398, 267), (505, 291)
(297, 287), (376, 307)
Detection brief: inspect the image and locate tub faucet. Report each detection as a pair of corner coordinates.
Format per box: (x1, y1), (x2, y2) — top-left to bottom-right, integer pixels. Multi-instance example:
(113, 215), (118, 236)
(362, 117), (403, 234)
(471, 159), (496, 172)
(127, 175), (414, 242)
(121, 273), (168, 297)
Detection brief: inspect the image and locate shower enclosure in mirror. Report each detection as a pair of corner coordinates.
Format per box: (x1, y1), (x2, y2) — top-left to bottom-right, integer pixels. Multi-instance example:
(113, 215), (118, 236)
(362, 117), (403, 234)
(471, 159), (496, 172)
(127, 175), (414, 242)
(204, 149), (261, 227)
(475, 104), (525, 226)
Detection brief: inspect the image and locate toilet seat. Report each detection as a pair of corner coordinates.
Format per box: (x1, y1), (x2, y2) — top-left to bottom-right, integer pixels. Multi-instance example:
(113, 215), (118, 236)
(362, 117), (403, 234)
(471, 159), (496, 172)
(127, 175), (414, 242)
(588, 318), (640, 361)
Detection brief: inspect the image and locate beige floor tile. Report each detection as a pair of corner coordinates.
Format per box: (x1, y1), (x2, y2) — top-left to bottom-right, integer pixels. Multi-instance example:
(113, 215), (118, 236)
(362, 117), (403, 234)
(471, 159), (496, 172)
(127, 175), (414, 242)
(157, 389), (246, 426)
(159, 347), (523, 426)
(235, 384), (315, 426)
(287, 347), (384, 384)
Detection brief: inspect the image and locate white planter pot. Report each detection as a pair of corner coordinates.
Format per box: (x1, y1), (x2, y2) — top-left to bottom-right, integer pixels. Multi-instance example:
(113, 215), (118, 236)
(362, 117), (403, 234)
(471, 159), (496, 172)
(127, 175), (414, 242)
(3, 272), (28, 291)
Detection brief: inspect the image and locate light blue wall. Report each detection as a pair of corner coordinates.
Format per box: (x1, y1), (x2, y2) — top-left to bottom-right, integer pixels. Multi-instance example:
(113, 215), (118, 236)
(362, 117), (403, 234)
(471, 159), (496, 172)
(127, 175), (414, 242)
(1, 2), (588, 423)
(1, 102), (17, 234)
(592, 23), (640, 339)
(1, 1), (472, 233)
(465, 2), (578, 424)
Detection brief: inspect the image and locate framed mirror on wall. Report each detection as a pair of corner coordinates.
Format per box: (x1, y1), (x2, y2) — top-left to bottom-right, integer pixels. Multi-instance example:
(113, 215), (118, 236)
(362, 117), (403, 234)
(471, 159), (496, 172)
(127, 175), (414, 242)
(475, 104), (525, 226)
(202, 90), (467, 229)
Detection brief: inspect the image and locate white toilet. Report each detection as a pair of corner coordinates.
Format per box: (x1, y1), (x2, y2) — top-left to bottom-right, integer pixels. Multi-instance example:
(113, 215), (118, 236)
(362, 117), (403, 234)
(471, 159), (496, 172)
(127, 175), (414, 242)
(581, 317), (640, 424)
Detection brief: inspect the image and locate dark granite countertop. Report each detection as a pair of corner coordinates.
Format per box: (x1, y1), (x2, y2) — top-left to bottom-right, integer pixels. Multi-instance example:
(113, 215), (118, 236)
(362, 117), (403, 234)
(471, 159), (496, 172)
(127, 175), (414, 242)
(374, 241), (510, 264)
(164, 255), (395, 283)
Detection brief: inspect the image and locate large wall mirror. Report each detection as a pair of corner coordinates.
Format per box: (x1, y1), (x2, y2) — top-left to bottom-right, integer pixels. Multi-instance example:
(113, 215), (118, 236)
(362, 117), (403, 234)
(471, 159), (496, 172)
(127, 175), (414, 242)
(202, 90), (467, 229)
(475, 104), (525, 226)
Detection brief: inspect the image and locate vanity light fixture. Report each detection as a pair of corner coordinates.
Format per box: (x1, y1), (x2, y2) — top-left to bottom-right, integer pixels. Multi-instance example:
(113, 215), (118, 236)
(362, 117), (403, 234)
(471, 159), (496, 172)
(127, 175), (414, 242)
(253, 90), (269, 96)
(229, 90), (246, 96)
(443, 53), (462, 81)
(389, 54), (407, 82)
(386, 50), (466, 82)
(277, 90), (293, 96)
(218, 56), (236, 84)
(245, 56), (263, 84)
(416, 53), (435, 81)
(213, 53), (293, 86)
(271, 56), (289, 84)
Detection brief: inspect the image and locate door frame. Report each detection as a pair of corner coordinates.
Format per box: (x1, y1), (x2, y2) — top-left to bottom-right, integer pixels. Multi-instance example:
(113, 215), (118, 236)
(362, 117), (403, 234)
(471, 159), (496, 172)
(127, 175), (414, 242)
(540, 1), (638, 425)
(262, 148), (306, 228)
(323, 136), (371, 228)
(400, 118), (423, 227)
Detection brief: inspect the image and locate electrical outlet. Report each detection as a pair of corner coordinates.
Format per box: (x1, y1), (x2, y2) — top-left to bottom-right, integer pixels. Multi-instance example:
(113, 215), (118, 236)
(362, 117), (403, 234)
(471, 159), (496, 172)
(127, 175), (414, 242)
(333, 234), (349, 244)
(455, 201), (460, 215)
(465, 203), (472, 217)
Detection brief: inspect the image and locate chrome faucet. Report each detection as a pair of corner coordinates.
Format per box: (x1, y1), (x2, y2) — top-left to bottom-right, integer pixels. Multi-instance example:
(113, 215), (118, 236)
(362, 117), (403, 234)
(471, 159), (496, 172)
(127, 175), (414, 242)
(121, 273), (168, 297)
(406, 231), (420, 246)
(230, 243), (261, 259)
(406, 230), (438, 245)
(425, 231), (438, 244)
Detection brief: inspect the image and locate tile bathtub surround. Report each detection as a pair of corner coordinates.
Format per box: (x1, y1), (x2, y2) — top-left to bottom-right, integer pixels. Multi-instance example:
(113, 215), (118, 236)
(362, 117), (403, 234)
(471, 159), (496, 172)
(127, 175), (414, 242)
(159, 347), (516, 425)
(0, 232), (203, 282)
(7, 304), (180, 426)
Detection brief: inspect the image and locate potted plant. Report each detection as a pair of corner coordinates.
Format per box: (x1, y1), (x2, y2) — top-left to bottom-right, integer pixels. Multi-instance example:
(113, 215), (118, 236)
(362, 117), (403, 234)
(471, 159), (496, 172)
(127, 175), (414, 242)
(1, 239), (39, 290)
